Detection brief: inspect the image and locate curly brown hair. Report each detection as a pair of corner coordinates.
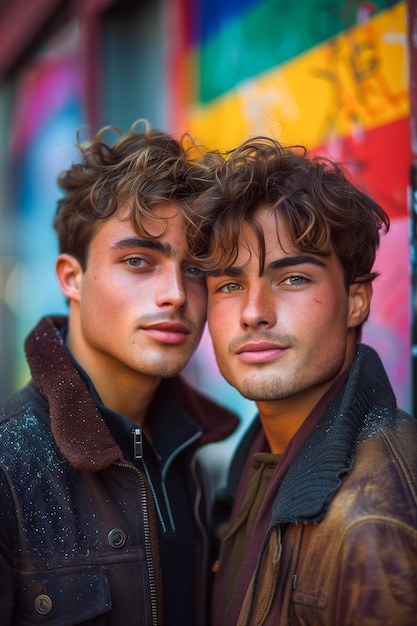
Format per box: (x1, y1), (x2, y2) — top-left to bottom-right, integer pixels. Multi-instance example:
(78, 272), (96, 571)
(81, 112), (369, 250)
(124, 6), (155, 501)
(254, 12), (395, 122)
(193, 136), (390, 288)
(54, 120), (213, 268)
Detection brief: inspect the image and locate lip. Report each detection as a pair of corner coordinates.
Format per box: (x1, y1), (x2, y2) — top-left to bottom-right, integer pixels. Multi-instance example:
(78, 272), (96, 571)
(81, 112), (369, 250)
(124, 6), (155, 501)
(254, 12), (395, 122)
(235, 341), (286, 364)
(142, 321), (191, 345)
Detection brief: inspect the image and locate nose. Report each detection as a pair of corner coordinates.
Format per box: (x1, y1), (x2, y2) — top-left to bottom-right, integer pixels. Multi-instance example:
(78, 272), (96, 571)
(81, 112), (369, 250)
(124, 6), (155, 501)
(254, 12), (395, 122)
(240, 281), (276, 330)
(156, 264), (186, 309)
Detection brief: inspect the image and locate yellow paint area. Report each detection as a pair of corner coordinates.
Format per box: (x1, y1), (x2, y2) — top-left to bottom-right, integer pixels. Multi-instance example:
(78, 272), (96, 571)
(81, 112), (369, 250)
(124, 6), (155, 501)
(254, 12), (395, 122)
(187, 2), (408, 151)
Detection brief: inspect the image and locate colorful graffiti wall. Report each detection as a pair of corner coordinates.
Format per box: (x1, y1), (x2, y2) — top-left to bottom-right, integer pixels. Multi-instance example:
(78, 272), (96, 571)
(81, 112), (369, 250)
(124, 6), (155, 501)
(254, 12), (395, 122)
(9, 21), (84, 390)
(2, 0), (411, 417)
(173, 0), (411, 412)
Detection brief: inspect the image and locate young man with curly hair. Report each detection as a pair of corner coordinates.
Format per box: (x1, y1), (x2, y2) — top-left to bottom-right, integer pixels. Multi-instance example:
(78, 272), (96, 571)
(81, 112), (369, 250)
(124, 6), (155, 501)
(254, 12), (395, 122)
(192, 137), (417, 626)
(0, 122), (237, 625)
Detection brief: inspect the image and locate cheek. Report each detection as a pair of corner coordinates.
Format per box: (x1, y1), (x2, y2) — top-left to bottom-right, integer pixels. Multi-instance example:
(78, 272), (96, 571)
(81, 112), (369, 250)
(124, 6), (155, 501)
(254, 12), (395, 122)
(306, 288), (348, 319)
(81, 276), (125, 319)
(207, 320), (223, 351)
(207, 298), (226, 331)
(190, 285), (208, 321)
(285, 294), (346, 341)
(207, 321), (228, 368)
(207, 305), (235, 363)
(207, 314), (219, 341)
(308, 298), (350, 343)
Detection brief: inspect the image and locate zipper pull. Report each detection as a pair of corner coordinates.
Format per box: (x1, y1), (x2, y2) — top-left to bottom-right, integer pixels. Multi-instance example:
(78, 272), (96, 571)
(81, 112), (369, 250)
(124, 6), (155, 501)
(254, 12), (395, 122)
(132, 428), (143, 459)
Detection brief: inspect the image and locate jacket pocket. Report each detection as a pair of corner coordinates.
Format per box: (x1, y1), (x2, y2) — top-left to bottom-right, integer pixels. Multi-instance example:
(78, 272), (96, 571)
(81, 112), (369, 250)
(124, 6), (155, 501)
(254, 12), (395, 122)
(14, 568), (111, 625)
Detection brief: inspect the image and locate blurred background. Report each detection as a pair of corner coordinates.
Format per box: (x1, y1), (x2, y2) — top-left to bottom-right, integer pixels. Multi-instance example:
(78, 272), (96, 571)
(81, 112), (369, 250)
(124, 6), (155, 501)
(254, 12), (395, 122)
(0, 0), (414, 437)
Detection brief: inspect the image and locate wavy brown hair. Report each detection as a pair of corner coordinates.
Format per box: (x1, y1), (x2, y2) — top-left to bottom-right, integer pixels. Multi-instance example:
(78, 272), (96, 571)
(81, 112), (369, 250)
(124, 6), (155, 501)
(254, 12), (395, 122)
(193, 136), (390, 288)
(54, 120), (214, 268)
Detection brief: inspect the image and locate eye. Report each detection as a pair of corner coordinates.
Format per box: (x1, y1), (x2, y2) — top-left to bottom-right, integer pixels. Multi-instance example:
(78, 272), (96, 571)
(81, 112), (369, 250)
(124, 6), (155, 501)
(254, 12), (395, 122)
(184, 266), (206, 278)
(125, 256), (147, 268)
(280, 275), (309, 286)
(220, 282), (242, 293)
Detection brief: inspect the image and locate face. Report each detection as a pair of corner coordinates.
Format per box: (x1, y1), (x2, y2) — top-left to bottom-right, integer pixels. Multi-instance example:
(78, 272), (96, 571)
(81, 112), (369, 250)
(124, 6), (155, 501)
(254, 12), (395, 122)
(58, 202), (207, 387)
(207, 207), (369, 407)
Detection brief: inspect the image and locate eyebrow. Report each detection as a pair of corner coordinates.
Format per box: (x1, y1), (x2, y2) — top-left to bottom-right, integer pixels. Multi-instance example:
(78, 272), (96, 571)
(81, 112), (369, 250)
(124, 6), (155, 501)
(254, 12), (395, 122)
(208, 254), (327, 277)
(111, 237), (175, 258)
(269, 255), (327, 271)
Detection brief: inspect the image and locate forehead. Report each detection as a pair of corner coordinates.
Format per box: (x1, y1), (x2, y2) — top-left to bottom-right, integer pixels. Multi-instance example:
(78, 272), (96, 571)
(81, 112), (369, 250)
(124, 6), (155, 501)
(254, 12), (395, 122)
(121, 199), (184, 231)
(237, 206), (293, 258)
(86, 201), (188, 262)
(94, 200), (184, 238)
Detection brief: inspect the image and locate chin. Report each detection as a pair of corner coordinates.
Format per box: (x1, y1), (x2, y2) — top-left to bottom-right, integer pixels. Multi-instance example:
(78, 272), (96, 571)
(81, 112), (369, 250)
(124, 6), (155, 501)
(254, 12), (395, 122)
(153, 363), (187, 379)
(237, 381), (283, 402)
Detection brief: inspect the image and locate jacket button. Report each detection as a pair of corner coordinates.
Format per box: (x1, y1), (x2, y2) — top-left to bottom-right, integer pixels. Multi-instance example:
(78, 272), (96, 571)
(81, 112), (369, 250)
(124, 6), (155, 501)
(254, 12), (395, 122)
(34, 594), (53, 615)
(107, 528), (127, 548)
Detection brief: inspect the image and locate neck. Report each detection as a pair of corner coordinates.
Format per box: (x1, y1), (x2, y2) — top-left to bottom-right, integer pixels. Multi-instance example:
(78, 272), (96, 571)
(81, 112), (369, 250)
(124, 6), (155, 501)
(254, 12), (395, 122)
(257, 399), (312, 454)
(66, 333), (160, 428)
(92, 372), (159, 427)
(257, 375), (348, 454)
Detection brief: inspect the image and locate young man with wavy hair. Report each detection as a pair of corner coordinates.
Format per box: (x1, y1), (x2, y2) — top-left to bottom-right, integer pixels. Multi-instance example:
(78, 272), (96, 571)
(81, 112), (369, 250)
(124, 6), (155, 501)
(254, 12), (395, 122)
(192, 137), (417, 626)
(0, 122), (237, 625)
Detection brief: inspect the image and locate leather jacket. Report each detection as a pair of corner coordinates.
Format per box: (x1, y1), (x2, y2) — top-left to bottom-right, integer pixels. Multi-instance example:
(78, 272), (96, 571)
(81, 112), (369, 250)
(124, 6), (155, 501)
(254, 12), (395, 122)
(212, 344), (417, 626)
(0, 316), (238, 625)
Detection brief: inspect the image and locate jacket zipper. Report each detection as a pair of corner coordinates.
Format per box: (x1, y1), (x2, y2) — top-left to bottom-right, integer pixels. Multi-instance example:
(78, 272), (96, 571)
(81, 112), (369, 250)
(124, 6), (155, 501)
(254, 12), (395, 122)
(132, 428), (169, 533)
(135, 428), (202, 534)
(115, 461), (158, 626)
(129, 428), (205, 623)
(139, 470), (158, 626)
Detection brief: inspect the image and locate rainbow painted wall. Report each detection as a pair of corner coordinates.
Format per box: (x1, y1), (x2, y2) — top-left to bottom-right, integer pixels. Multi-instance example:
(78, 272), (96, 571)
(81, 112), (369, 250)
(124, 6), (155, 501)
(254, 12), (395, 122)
(4, 0), (411, 414)
(173, 0), (411, 411)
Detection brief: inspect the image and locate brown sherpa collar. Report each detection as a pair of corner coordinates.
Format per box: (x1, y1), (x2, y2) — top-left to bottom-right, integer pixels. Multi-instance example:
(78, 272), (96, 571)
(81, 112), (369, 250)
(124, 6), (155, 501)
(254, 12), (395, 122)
(24, 315), (123, 471)
(24, 316), (239, 472)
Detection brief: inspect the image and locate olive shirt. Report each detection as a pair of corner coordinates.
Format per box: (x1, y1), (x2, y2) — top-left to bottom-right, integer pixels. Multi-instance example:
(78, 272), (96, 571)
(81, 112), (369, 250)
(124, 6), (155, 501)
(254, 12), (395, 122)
(223, 452), (281, 622)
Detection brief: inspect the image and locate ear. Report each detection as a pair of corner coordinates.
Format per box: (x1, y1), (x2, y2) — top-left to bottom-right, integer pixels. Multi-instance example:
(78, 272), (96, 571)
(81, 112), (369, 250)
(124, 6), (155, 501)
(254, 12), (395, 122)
(347, 282), (372, 329)
(56, 254), (83, 303)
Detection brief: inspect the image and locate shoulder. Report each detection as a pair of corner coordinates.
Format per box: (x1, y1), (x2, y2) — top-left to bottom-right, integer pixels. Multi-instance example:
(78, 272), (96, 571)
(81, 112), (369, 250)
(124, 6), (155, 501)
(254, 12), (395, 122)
(0, 381), (46, 425)
(356, 409), (417, 479)
(382, 408), (417, 457)
(0, 382), (54, 464)
(334, 411), (417, 528)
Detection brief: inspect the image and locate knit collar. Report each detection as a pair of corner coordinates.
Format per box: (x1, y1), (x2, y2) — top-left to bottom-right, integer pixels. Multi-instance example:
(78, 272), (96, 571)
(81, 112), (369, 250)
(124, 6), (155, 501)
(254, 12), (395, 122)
(270, 343), (397, 525)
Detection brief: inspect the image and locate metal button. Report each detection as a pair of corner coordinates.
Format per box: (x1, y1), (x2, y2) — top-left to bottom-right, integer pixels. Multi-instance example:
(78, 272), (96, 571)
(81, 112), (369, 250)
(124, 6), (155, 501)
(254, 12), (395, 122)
(35, 594), (52, 615)
(107, 527), (127, 548)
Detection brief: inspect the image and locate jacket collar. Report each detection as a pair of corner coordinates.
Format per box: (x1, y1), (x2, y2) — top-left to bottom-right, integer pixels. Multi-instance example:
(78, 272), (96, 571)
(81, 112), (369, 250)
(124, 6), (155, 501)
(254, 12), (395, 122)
(25, 315), (238, 471)
(270, 344), (397, 526)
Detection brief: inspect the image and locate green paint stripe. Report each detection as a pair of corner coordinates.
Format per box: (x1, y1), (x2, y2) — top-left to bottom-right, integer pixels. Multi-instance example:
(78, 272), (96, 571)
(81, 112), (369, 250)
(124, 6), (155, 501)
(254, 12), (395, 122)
(198, 0), (399, 103)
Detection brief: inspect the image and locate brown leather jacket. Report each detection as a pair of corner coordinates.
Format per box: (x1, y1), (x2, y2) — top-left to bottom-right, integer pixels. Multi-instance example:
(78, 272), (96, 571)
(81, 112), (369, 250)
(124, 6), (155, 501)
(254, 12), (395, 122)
(212, 345), (417, 626)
